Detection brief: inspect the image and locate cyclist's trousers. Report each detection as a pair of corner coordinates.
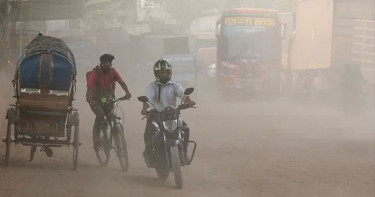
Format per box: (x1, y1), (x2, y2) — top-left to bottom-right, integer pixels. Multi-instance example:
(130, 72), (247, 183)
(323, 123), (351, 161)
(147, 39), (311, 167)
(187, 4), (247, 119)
(90, 104), (113, 135)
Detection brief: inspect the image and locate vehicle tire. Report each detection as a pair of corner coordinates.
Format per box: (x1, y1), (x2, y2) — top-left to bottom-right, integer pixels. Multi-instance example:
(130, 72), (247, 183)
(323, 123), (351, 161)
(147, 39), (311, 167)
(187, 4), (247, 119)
(170, 146), (183, 189)
(29, 146), (36, 161)
(113, 125), (129, 172)
(5, 119), (12, 167)
(72, 124), (79, 170)
(94, 127), (110, 166)
(156, 168), (170, 180)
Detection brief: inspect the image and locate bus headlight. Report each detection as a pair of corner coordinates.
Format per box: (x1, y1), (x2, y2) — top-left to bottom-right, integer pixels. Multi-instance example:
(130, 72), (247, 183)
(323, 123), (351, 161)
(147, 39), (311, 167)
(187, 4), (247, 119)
(221, 61), (237, 69)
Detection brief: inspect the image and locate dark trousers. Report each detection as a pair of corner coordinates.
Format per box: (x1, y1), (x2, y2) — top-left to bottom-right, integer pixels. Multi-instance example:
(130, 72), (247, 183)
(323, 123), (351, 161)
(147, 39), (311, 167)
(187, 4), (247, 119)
(90, 104), (113, 135)
(144, 117), (190, 153)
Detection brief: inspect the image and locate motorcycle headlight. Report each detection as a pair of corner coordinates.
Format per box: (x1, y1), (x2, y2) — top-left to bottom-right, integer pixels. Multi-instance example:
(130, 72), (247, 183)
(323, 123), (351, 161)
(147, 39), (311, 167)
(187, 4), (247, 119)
(152, 121), (160, 132)
(163, 120), (178, 132)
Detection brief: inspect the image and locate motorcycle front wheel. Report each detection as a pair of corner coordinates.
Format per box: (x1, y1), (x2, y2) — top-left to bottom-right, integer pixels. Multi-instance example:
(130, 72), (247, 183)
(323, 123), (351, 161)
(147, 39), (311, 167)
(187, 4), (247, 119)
(170, 146), (183, 189)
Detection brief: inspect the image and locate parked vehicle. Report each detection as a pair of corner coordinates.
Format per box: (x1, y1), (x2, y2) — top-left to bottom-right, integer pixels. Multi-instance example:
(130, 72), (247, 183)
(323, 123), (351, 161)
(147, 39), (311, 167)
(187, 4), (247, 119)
(61, 36), (95, 77)
(290, 0), (374, 98)
(162, 37), (197, 88)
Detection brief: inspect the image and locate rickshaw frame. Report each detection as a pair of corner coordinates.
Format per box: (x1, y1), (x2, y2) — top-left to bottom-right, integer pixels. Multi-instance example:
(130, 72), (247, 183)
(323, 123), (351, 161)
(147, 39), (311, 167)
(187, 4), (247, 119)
(2, 35), (80, 170)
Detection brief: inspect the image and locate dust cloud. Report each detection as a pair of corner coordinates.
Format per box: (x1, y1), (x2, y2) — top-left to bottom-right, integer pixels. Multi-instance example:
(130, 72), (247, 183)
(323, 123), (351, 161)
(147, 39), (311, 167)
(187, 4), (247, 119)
(0, 0), (374, 196)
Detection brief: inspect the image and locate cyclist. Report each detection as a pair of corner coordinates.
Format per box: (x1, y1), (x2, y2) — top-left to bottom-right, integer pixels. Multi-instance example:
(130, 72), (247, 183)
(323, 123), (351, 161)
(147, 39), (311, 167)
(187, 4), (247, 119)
(86, 54), (131, 147)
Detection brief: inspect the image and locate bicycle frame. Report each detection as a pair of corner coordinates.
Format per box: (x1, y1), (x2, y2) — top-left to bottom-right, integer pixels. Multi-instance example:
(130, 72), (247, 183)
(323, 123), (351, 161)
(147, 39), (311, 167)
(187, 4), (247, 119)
(100, 97), (126, 146)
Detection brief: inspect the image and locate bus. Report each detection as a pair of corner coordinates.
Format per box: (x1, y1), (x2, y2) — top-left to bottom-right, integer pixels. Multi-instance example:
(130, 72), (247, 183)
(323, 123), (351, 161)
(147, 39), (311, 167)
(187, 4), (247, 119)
(215, 8), (282, 97)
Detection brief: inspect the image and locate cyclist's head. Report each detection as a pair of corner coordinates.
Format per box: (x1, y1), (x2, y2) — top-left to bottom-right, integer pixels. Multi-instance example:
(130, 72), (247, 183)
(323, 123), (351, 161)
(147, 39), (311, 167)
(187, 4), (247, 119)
(153, 59), (172, 85)
(100, 54), (114, 74)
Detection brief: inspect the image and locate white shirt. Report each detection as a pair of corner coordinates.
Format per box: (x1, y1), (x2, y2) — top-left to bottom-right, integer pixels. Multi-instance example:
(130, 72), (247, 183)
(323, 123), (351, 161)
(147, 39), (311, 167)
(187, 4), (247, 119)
(145, 80), (185, 111)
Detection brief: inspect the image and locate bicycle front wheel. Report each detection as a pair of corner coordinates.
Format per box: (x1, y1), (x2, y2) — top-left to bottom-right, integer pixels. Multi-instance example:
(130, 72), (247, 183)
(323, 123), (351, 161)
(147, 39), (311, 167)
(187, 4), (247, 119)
(93, 127), (110, 166)
(113, 124), (129, 171)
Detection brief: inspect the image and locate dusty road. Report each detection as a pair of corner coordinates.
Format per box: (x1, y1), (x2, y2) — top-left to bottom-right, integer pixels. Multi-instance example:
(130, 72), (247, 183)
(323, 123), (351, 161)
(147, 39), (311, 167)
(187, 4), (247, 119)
(0, 74), (374, 197)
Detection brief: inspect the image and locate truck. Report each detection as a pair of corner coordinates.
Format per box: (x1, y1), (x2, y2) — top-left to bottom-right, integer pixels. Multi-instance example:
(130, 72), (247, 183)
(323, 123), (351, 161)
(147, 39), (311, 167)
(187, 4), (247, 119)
(215, 8), (283, 98)
(290, 0), (375, 97)
(60, 35), (95, 77)
(161, 36), (196, 88)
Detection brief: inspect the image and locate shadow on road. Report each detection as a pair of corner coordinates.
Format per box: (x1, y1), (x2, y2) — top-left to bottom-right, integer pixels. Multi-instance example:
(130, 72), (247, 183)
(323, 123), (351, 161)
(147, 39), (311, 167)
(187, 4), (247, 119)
(117, 174), (175, 189)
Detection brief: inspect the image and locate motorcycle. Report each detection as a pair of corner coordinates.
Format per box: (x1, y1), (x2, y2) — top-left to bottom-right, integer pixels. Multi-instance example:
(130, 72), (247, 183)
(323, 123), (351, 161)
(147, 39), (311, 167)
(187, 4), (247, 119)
(137, 87), (197, 189)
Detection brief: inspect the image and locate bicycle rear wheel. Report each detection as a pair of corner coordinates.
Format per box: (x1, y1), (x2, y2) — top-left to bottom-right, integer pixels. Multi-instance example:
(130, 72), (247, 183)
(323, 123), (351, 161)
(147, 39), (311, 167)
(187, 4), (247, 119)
(113, 124), (129, 171)
(93, 127), (110, 166)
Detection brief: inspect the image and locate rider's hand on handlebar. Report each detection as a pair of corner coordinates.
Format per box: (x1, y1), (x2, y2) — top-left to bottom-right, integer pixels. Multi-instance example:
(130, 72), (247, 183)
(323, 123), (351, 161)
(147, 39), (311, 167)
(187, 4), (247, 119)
(141, 109), (148, 115)
(124, 92), (132, 100)
(184, 100), (196, 107)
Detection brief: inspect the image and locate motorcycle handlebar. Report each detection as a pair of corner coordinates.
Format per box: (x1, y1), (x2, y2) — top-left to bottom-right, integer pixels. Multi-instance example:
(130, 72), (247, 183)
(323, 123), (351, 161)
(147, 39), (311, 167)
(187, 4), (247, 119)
(178, 103), (196, 110)
(141, 104), (196, 120)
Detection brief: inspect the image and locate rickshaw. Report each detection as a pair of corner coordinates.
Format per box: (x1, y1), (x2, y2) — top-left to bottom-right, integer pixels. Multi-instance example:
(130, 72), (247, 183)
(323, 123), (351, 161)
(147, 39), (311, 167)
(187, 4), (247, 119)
(3, 35), (80, 170)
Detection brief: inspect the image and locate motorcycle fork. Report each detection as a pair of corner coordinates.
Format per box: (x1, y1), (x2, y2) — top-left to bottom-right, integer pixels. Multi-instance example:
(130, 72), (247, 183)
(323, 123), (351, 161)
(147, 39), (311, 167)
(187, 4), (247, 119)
(162, 133), (172, 168)
(165, 131), (184, 168)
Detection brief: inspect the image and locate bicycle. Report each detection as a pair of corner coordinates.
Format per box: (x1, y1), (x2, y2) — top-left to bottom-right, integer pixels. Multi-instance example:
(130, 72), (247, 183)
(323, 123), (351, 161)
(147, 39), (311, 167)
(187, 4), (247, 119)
(93, 96), (129, 171)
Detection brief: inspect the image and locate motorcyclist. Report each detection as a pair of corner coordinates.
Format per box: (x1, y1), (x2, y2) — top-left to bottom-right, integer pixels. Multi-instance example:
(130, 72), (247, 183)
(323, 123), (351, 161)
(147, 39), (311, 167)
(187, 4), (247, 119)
(86, 54), (132, 148)
(141, 59), (195, 166)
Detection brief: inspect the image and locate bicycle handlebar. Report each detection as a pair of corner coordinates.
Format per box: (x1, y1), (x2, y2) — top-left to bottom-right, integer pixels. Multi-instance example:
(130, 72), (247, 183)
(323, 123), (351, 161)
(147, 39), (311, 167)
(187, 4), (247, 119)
(114, 96), (130, 103)
(100, 96), (129, 105)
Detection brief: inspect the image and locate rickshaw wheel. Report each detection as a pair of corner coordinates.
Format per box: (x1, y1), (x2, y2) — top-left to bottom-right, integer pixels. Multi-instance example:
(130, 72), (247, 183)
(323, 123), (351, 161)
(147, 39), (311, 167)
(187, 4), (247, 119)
(29, 146), (36, 161)
(5, 121), (12, 167)
(5, 108), (15, 167)
(72, 112), (79, 170)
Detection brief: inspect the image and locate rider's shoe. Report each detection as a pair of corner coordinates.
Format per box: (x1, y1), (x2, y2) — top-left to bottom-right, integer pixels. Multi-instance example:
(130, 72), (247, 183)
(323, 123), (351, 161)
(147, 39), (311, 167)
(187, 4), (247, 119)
(43, 147), (53, 157)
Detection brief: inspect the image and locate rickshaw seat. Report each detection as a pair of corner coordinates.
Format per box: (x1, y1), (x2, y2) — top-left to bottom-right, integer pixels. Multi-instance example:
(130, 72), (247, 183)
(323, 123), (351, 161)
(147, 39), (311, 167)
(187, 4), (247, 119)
(19, 88), (70, 113)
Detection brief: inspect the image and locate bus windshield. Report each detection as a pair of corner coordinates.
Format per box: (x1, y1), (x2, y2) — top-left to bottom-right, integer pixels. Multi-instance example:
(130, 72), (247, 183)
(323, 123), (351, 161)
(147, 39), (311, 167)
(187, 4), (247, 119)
(220, 16), (281, 61)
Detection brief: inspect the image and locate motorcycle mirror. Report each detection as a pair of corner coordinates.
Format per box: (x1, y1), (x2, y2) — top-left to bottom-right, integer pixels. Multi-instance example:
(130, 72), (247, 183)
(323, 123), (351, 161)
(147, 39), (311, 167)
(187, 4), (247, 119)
(184, 87), (194, 95)
(137, 96), (149, 103)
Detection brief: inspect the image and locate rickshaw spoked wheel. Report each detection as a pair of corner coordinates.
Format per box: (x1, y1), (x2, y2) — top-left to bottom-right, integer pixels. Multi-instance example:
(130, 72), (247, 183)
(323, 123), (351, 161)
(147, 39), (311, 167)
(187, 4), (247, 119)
(29, 146), (37, 161)
(72, 112), (79, 170)
(5, 120), (12, 167)
(5, 108), (15, 167)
